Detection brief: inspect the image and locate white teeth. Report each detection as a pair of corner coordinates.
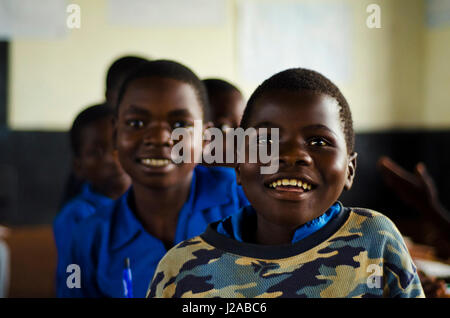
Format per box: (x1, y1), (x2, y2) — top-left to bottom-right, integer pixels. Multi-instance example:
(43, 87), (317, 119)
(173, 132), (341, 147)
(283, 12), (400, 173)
(141, 158), (170, 167)
(268, 178), (313, 191)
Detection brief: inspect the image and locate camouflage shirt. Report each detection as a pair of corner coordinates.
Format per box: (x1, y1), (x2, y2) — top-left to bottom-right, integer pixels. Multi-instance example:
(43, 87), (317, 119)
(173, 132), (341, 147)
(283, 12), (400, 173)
(148, 206), (425, 298)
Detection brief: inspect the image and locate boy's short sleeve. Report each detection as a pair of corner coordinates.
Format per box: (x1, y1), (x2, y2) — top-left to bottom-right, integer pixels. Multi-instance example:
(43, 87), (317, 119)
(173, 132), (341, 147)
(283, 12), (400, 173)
(374, 214), (425, 298)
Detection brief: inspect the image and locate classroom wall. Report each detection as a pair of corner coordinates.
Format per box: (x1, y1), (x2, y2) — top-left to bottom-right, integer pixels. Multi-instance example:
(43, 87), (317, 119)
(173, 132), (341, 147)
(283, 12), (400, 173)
(7, 0), (450, 132)
(423, 26), (450, 127)
(3, 0), (450, 226)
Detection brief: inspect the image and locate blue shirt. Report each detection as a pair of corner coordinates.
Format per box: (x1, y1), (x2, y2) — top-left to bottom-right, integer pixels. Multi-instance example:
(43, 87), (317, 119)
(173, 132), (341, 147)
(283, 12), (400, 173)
(54, 183), (116, 297)
(216, 202), (342, 243)
(62, 166), (248, 298)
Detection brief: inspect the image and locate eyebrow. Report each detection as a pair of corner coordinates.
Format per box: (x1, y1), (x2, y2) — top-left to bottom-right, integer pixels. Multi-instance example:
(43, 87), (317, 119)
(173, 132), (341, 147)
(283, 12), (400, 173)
(304, 124), (336, 134)
(123, 105), (150, 116)
(253, 122), (338, 137)
(122, 105), (196, 121)
(167, 109), (194, 118)
(254, 121), (278, 129)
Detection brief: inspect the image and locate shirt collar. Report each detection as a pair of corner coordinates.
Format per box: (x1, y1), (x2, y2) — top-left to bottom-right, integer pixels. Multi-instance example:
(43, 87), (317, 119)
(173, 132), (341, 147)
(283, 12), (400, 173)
(189, 165), (234, 212)
(80, 182), (114, 208)
(217, 202), (343, 243)
(110, 165), (232, 250)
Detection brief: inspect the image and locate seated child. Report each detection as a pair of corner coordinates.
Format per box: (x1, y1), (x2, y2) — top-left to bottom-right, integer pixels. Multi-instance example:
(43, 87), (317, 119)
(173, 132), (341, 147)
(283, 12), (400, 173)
(202, 78), (246, 168)
(60, 55), (147, 206)
(63, 60), (249, 298)
(54, 104), (131, 296)
(148, 68), (425, 298)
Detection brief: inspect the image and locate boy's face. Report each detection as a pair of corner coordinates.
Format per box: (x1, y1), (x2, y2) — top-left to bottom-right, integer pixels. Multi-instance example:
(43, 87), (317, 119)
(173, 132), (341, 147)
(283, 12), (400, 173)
(206, 90), (245, 165)
(236, 90), (356, 230)
(116, 77), (202, 189)
(210, 90), (245, 130)
(75, 117), (131, 195)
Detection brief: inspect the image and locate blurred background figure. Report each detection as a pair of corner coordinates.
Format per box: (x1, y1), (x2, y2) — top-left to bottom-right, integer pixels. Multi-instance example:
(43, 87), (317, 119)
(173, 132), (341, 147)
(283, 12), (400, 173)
(104, 55), (148, 108)
(378, 156), (450, 258)
(202, 78), (245, 168)
(60, 55), (147, 207)
(54, 103), (131, 296)
(378, 156), (450, 297)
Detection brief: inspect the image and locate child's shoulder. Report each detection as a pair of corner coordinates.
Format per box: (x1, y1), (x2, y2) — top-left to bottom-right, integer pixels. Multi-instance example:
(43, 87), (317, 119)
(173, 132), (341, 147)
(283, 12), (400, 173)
(70, 199), (118, 245)
(54, 196), (96, 226)
(348, 207), (399, 229)
(163, 236), (212, 262)
(345, 206), (406, 244)
(151, 236), (211, 281)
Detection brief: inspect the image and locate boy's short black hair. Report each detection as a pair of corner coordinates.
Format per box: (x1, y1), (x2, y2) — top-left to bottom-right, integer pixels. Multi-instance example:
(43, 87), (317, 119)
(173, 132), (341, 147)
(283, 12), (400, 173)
(203, 78), (242, 121)
(117, 60), (209, 119)
(203, 78), (242, 96)
(106, 55), (148, 92)
(70, 104), (114, 157)
(241, 68), (355, 153)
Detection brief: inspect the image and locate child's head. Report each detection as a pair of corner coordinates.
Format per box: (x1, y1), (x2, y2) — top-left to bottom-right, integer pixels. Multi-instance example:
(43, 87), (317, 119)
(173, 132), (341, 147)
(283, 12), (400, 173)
(237, 68), (357, 232)
(203, 78), (245, 130)
(70, 104), (131, 198)
(105, 55), (148, 107)
(202, 78), (245, 167)
(115, 60), (209, 190)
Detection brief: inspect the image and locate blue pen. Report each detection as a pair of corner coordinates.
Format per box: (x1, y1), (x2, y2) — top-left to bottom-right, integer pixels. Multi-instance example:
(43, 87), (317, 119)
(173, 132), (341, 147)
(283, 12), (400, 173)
(123, 257), (133, 298)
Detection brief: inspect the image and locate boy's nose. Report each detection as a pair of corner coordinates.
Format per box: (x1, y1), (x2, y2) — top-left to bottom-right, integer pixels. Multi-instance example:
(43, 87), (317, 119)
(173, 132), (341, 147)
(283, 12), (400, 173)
(143, 123), (173, 147)
(278, 141), (313, 167)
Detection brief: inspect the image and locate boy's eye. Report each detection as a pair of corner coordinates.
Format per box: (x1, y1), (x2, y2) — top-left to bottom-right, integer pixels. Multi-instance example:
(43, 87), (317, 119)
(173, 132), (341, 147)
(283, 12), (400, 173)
(173, 121), (190, 129)
(126, 119), (144, 128)
(308, 138), (329, 147)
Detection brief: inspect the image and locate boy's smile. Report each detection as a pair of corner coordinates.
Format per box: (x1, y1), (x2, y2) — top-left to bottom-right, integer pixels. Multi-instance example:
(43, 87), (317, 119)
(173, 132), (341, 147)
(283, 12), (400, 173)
(236, 90), (356, 237)
(116, 77), (202, 189)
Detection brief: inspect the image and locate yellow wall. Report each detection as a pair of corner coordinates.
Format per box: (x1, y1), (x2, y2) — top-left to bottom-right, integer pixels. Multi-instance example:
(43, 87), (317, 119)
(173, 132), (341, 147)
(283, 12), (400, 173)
(7, 0), (450, 131)
(423, 26), (450, 127)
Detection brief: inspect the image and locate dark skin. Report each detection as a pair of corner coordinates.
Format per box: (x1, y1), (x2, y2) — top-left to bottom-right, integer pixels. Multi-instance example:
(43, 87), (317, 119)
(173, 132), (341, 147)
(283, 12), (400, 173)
(377, 156), (450, 259)
(210, 90), (245, 131)
(203, 90), (245, 168)
(74, 116), (131, 199)
(115, 77), (204, 248)
(236, 90), (357, 245)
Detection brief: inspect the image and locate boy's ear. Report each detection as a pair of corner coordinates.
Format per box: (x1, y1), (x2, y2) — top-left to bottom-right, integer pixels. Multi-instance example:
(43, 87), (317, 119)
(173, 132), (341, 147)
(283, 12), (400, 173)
(344, 152), (357, 191)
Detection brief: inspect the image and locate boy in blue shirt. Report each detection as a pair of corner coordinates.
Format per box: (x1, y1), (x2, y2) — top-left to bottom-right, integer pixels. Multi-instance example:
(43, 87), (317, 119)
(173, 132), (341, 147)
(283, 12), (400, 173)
(60, 56), (147, 206)
(54, 104), (131, 296)
(148, 68), (424, 298)
(62, 60), (248, 297)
